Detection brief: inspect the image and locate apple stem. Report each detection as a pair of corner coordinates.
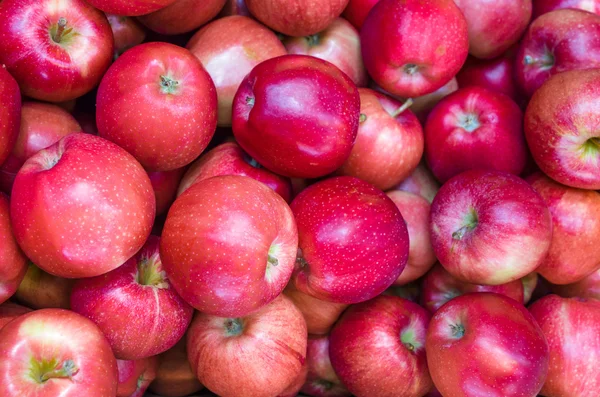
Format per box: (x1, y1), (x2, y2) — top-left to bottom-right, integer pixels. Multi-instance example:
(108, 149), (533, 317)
(224, 318), (243, 336)
(52, 18), (68, 43)
(359, 113), (367, 123)
(295, 248), (308, 268)
(40, 360), (79, 382)
(391, 98), (414, 118)
(267, 254), (279, 267)
(450, 324), (465, 339)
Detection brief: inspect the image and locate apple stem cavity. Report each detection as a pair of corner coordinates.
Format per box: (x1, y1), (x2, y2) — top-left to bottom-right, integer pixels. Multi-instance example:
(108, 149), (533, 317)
(359, 113), (367, 123)
(450, 323), (465, 339)
(51, 17), (68, 43)
(458, 113), (480, 132)
(391, 98), (414, 118)
(400, 326), (423, 352)
(30, 358), (79, 384)
(160, 75), (180, 95)
(136, 253), (168, 289)
(452, 208), (478, 240)
(305, 34), (320, 46)
(224, 318), (244, 337)
(403, 64), (419, 75)
(246, 96), (255, 106)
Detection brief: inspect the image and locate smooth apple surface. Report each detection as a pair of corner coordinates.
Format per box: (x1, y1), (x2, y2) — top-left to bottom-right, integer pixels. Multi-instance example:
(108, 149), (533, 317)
(337, 88), (424, 191)
(425, 86), (527, 183)
(139, 0), (227, 35)
(529, 295), (600, 397)
(10, 133), (155, 279)
(0, 66), (20, 169)
(330, 295), (432, 397)
(301, 335), (350, 397)
(0, 302), (31, 330)
(0, 0), (113, 102)
(0, 309), (118, 397)
(187, 295), (307, 397)
(532, 0), (600, 18)
(552, 268), (600, 300)
(148, 168), (186, 216)
(392, 161), (440, 203)
(342, 0), (379, 29)
(426, 293), (549, 397)
(117, 357), (159, 397)
(0, 194), (27, 305)
(279, 362), (308, 397)
(291, 176), (409, 304)
(15, 263), (75, 309)
(106, 14), (146, 57)
(97, 42), (217, 171)
(232, 54), (360, 179)
(456, 56), (520, 101)
(85, 0), (177, 16)
(361, 0), (469, 98)
(430, 170), (553, 285)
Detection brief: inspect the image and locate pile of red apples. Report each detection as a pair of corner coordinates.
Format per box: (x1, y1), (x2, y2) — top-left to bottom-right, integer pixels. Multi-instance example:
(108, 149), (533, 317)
(1, 0), (600, 396)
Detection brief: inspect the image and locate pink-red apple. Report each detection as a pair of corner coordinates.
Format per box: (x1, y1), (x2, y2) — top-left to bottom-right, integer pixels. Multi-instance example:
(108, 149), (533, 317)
(0, 302), (31, 330)
(279, 362), (308, 397)
(85, 0), (177, 16)
(0, 194), (27, 305)
(392, 161), (440, 203)
(552, 268), (600, 300)
(532, 0), (600, 18)
(301, 335), (350, 397)
(456, 56), (520, 101)
(117, 357), (159, 397)
(0, 66), (20, 169)
(15, 263), (75, 309)
(106, 14), (146, 57)
(342, 0), (379, 30)
(148, 168), (186, 216)
(138, 0), (227, 35)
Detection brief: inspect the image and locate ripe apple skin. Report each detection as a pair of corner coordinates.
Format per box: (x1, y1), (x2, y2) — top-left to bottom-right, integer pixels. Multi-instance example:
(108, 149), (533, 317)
(283, 18), (368, 87)
(148, 168), (186, 216)
(456, 56), (520, 101)
(178, 141), (292, 202)
(430, 170), (553, 285)
(232, 55), (360, 179)
(0, 67), (20, 169)
(116, 357), (159, 397)
(525, 69), (600, 189)
(15, 263), (75, 309)
(425, 86), (527, 183)
(392, 161), (440, 203)
(516, 9), (600, 97)
(529, 295), (600, 397)
(10, 133), (155, 279)
(0, 302), (31, 330)
(220, 0), (252, 16)
(106, 14), (146, 57)
(361, 0), (469, 98)
(527, 173), (600, 284)
(245, 0), (349, 36)
(0, 308), (118, 396)
(188, 16), (287, 127)
(301, 335), (350, 397)
(0, 194), (27, 306)
(84, 0), (177, 16)
(0, 0), (113, 102)
(337, 88), (424, 191)
(453, 0), (532, 59)
(97, 42), (217, 172)
(0, 101), (80, 194)
(279, 362), (308, 397)
(187, 295), (307, 397)
(532, 0), (600, 18)
(291, 176), (409, 304)
(426, 293), (549, 397)
(342, 0), (380, 29)
(330, 295), (433, 397)
(138, 0), (227, 35)
(161, 175), (298, 317)
(71, 236), (193, 360)
(552, 268), (600, 300)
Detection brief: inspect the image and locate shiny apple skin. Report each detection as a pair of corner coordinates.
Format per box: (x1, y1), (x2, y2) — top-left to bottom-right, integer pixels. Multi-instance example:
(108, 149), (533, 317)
(0, 302), (31, 330)
(148, 168), (185, 216)
(138, 0), (227, 35)
(0, 0), (113, 102)
(0, 67), (20, 169)
(360, 0), (469, 98)
(301, 335), (350, 397)
(245, 0), (349, 36)
(430, 170), (553, 285)
(0, 102), (80, 194)
(388, 191), (436, 285)
(342, 0), (380, 29)
(15, 263), (75, 309)
(533, 0), (600, 18)
(552, 268), (600, 300)
(106, 14), (146, 57)
(0, 308), (118, 397)
(187, 295), (307, 397)
(85, 0), (177, 16)
(456, 56), (520, 101)
(291, 176), (409, 304)
(427, 293), (549, 397)
(0, 194), (27, 305)
(188, 16), (286, 127)
(178, 142), (292, 202)
(330, 295), (433, 397)
(220, 0), (252, 16)
(116, 357), (159, 397)
(284, 18), (367, 87)
(527, 173), (600, 284)
(10, 133), (155, 279)
(516, 9), (600, 97)
(529, 295), (600, 397)
(425, 86), (527, 183)
(392, 161), (440, 203)
(337, 88), (423, 191)
(232, 55), (360, 178)
(525, 69), (600, 189)
(97, 42), (217, 172)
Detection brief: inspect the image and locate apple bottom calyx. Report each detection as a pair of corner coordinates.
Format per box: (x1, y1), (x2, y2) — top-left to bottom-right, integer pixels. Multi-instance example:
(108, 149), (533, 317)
(224, 318), (244, 337)
(30, 358), (79, 384)
(457, 113), (480, 133)
(449, 323), (465, 339)
(159, 76), (180, 95)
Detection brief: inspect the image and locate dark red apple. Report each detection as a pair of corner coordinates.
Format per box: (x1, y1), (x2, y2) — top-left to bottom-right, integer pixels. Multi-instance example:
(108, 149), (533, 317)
(15, 263), (75, 309)
(0, 66), (20, 169)
(0, 0), (113, 102)
(427, 293), (549, 397)
(0, 194), (27, 305)
(219, 0), (252, 16)
(430, 170), (553, 285)
(361, 0), (469, 97)
(552, 268), (600, 300)
(392, 161), (440, 203)
(117, 357), (159, 397)
(138, 0), (227, 35)
(0, 302), (31, 330)
(330, 295), (432, 397)
(425, 86), (527, 183)
(10, 133), (155, 279)
(85, 0), (177, 16)
(342, 0), (379, 30)
(106, 14), (146, 57)
(291, 176), (409, 304)
(232, 54), (360, 179)
(532, 0), (600, 18)
(456, 56), (520, 101)
(97, 42), (217, 171)
(301, 335), (350, 397)
(148, 168), (186, 216)
(187, 295), (307, 397)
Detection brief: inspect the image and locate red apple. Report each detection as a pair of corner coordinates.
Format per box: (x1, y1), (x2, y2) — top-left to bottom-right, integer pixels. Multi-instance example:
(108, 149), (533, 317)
(427, 293), (549, 397)
(0, 302), (31, 330)
(456, 56), (520, 101)
(522, 272), (539, 304)
(0, 0), (113, 102)
(0, 66), (20, 169)
(552, 268), (600, 300)
(233, 55), (360, 178)
(430, 170), (553, 285)
(161, 175), (298, 317)
(85, 0), (178, 16)
(71, 236), (193, 360)
(0, 194), (27, 305)
(361, 0), (469, 98)
(532, 0), (600, 18)
(106, 14), (146, 58)
(15, 263), (75, 309)
(387, 191), (436, 285)
(0, 308), (118, 396)
(525, 69), (600, 189)
(301, 335), (350, 397)
(10, 133), (155, 279)
(245, 0), (349, 36)
(529, 295), (600, 397)
(187, 16), (287, 127)
(219, 0), (252, 16)
(337, 88), (424, 191)
(392, 161), (440, 203)
(97, 42), (217, 171)
(187, 294), (307, 397)
(279, 362), (308, 397)
(117, 357), (159, 397)
(138, 0), (227, 35)
(330, 295), (432, 397)
(0, 101), (81, 194)
(527, 173), (600, 284)
(283, 18), (367, 87)
(516, 9), (600, 97)
(425, 86), (527, 183)
(342, 0), (379, 30)
(148, 168), (186, 216)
